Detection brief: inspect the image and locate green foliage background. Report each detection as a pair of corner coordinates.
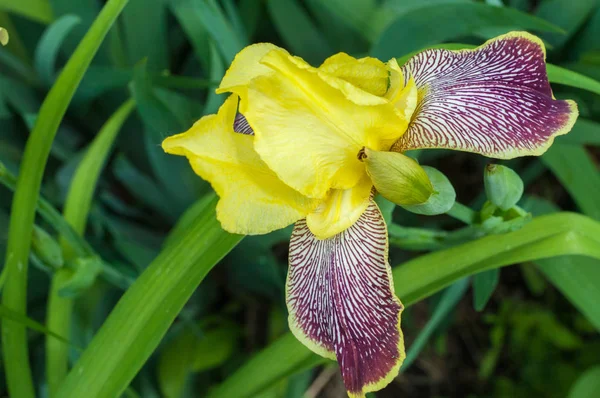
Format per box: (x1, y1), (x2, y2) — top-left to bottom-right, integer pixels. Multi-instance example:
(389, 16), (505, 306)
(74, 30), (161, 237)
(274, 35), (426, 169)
(1, 0), (600, 397)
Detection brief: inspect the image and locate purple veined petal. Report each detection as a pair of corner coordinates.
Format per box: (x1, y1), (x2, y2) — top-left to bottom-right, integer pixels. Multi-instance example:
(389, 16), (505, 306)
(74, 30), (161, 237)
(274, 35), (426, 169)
(287, 200), (404, 398)
(233, 112), (254, 135)
(393, 31), (578, 158)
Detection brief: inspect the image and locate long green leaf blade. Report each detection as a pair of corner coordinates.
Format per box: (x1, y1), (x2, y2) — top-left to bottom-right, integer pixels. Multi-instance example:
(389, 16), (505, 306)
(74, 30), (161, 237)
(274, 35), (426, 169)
(56, 195), (242, 398)
(1, 0), (130, 396)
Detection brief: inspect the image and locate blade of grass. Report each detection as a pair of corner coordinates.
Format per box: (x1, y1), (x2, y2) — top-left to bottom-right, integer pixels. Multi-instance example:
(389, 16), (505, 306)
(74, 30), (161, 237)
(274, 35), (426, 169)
(1, 0), (129, 395)
(210, 212), (600, 398)
(46, 99), (135, 396)
(56, 195), (243, 397)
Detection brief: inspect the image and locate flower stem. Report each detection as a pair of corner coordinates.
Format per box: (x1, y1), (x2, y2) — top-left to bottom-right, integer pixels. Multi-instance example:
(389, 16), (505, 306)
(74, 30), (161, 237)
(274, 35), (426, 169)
(446, 202), (477, 225)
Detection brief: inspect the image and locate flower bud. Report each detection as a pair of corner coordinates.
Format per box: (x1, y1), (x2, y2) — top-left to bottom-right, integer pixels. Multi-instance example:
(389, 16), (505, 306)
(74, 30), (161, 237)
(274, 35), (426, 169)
(31, 225), (63, 269)
(484, 164), (524, 211)
(361, 147), (433, 206)
(0, 27), (8, 46)
(401, 166), (456, 215)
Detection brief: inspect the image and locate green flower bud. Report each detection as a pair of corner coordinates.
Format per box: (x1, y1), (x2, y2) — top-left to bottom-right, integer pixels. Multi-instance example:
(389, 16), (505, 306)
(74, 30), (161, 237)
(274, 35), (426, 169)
(361, 147), (433, 205)
(402, 166), (456, 215)
(0, 27), (8, 46)
(31, 225), (63, 269)
(484, 164), (524, 211)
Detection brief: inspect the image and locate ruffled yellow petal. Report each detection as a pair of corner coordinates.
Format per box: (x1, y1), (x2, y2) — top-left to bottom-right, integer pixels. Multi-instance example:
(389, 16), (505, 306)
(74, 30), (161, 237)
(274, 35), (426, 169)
(216, 43), (283, 95)
(306, 173), (373, 239)
(386, 58), (418, 121)
(162, 95), (318, 235)
(242, 49), (408, 199)
(319, 53), (390, 97)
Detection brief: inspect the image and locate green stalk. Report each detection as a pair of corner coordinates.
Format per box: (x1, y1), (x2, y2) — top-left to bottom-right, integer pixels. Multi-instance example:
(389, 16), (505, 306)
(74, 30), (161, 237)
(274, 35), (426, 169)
(46, 99), (135, 397)
(46, 269), (75, 396)
(56, 195), (243, 397)
(209, 212), (600, 398)
(446, 201), (477, 225)
(0, 0), (129, 395)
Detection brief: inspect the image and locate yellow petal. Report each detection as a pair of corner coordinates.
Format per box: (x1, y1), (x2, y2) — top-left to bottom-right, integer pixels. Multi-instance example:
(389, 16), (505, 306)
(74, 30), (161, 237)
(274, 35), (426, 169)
(306, 173), (373, 239)
(386, 58), (418, 121)
(243, 49), (408, 199)
(216, 43), (283, 95)
(162, 95), (317, 235)
(319, 53), (389, 96)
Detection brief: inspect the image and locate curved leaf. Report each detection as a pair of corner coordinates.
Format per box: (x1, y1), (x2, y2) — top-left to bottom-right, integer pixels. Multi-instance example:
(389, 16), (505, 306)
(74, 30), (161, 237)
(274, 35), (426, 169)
(34, 15), (81, 85)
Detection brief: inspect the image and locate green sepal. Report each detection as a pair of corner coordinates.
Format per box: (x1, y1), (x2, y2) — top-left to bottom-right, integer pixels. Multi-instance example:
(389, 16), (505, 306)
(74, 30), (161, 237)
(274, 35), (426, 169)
(484, 164), (524, 211)
(401, 166), (456, 215)
(362, 148), (433, 206)
(31, 225), (64, 270)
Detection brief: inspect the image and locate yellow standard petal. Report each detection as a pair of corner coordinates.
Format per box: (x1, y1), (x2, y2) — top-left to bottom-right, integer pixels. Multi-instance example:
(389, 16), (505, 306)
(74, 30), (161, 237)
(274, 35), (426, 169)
(216, 43), (284, 95)
(242, 49), (408, 199)
(306, 173), (373, 239)
(385, 58), (418, 121)
(319, 53), (390, 97)
(162, 95), (318, 235)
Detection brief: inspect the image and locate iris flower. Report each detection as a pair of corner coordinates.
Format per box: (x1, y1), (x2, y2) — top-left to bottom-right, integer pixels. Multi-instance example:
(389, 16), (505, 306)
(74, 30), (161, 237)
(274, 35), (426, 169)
(162, 32), (577, 397)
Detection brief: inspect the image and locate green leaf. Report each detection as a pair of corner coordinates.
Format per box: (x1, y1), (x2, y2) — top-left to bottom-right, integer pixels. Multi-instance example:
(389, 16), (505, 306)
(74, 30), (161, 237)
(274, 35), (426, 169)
(211, 212), (600, 398)
(171, 0), (245, 64)
(537, 257), (600, 331)
(535, 0), (597, 50)
(371, 2), (563, 59)
(313, 0), (377, 40)
(61, 99), (134, 240)
(473, 268), (500, 311)
(568, 366), (600, 398)
(121, 0), (168, 69)
(1, 0), (130, 396)
(130, 60), (204, 215)
(402, 278), (469, 371)
(34, 15), (81, 85)
(558, 118), (600, 146)
(56, 195), (243, 398)
(0, 0), (53, 23)
(542, 144), (600, 220)
(370, 0), (469, 42)
(547, 64), (600, 97)
(0, 303), (74, 346)
(266, 0), (332, 65)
